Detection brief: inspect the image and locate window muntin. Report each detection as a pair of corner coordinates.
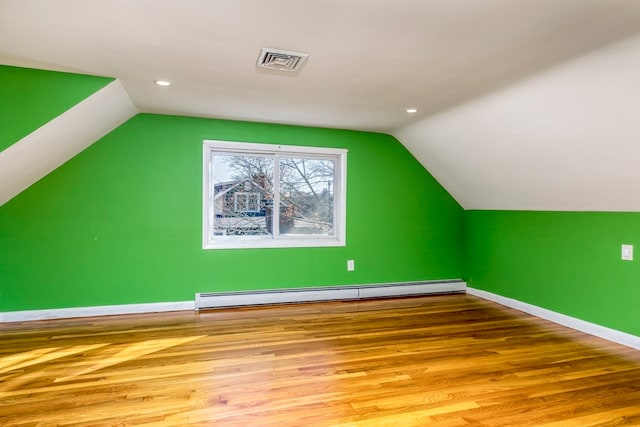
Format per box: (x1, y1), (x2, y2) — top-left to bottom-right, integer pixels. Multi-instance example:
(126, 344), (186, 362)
(203, 140), (347, 249)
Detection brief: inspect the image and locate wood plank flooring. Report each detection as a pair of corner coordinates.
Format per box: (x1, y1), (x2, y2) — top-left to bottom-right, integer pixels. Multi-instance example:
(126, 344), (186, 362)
(1, 294), (640, 426)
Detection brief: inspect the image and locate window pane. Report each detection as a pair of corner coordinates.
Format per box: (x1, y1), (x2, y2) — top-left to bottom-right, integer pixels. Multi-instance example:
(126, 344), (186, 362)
(212, 154), (274, 237)
(279, 157), (335, 236)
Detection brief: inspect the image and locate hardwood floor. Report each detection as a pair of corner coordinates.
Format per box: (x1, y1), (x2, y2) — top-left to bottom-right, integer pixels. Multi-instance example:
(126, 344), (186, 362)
(1, 294), (640, 426)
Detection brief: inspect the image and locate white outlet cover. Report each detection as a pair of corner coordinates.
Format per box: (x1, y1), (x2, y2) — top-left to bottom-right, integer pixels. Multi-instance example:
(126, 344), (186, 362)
(621, 244), (633, 261)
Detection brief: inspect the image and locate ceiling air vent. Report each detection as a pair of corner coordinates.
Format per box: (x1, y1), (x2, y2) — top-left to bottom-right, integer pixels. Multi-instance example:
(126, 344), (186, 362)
(257, 47), (309, 72)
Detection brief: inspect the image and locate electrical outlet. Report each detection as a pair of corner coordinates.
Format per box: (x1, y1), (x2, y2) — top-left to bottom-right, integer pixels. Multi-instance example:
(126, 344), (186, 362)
(347, 260), (355, 271)
(622, 244), (633, 261)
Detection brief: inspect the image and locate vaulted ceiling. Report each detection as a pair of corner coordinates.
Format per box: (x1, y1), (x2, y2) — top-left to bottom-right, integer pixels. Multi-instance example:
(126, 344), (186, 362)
(3, 0), (640, 210)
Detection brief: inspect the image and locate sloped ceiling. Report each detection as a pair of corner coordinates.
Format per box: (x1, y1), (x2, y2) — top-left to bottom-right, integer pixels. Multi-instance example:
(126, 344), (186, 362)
(0, 80), (137, 205)
(2, 0), (640, 210)
(395, 33), (640, 210)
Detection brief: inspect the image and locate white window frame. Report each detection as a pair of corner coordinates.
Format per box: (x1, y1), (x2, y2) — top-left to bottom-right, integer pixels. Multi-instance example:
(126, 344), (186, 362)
(203, 140), (347, 250)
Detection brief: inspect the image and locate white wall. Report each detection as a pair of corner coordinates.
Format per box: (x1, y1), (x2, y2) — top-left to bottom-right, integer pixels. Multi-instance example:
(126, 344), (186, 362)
(394, 33), (640, 211)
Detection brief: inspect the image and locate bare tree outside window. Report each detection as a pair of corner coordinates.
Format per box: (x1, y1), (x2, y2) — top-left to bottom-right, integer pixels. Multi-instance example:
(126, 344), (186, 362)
(279, 158), (334, 235)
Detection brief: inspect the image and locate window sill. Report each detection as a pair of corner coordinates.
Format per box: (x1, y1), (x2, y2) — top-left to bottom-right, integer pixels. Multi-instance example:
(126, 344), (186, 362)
(202, 237), (346, 250)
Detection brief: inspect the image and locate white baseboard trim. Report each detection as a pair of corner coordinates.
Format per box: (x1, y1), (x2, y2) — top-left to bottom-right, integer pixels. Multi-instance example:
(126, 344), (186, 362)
(0, 301), (195, 323)
(0, 281), (466, 323)
(196, 280), (467, 309)
(467, 287), (640, 350)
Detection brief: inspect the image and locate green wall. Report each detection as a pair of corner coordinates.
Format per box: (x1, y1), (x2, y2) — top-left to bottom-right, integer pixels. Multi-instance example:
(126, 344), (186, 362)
(0, 65), (112, 152)
(0, 114), (464, 311)
(3, 65), (635, 340)
(465, 210), (640, 336)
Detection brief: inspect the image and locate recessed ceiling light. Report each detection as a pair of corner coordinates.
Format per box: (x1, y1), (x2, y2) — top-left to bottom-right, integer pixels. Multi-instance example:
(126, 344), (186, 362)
(405, 108), (418, 114)
(154, 80), (172, 87)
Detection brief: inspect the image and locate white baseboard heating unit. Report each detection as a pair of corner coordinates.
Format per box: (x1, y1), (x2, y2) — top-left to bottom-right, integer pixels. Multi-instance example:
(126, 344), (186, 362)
(195, 280), (466, 310)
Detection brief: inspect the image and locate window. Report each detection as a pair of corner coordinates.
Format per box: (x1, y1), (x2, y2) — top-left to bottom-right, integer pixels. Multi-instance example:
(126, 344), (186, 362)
(203, 140), (347, 249)
(234, 192), (260, 213)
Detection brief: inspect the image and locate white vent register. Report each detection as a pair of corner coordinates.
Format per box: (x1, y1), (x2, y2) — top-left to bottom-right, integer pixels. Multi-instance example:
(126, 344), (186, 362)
(257, 47), (309, 72)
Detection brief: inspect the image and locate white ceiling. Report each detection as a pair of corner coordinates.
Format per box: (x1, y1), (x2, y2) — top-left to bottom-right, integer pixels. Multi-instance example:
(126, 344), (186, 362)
(2, 0), (640, 210)
(2, 0), (640, 132)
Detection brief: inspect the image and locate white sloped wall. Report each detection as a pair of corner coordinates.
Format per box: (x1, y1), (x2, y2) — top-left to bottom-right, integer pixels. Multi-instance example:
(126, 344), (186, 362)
(0, 80), (137, 205)
(394, 32), (640, 211)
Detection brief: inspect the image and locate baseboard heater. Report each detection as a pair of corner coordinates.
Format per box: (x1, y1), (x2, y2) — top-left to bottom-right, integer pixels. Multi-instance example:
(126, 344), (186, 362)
(195, 279), (466, 310)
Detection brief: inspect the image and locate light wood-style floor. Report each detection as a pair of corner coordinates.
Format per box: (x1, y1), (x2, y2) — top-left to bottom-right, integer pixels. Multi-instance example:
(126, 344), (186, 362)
(1, 294), (640, 426)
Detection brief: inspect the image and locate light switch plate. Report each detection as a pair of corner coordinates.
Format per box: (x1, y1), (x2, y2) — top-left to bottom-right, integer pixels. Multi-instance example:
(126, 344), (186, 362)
(621, 244), (633, 261)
